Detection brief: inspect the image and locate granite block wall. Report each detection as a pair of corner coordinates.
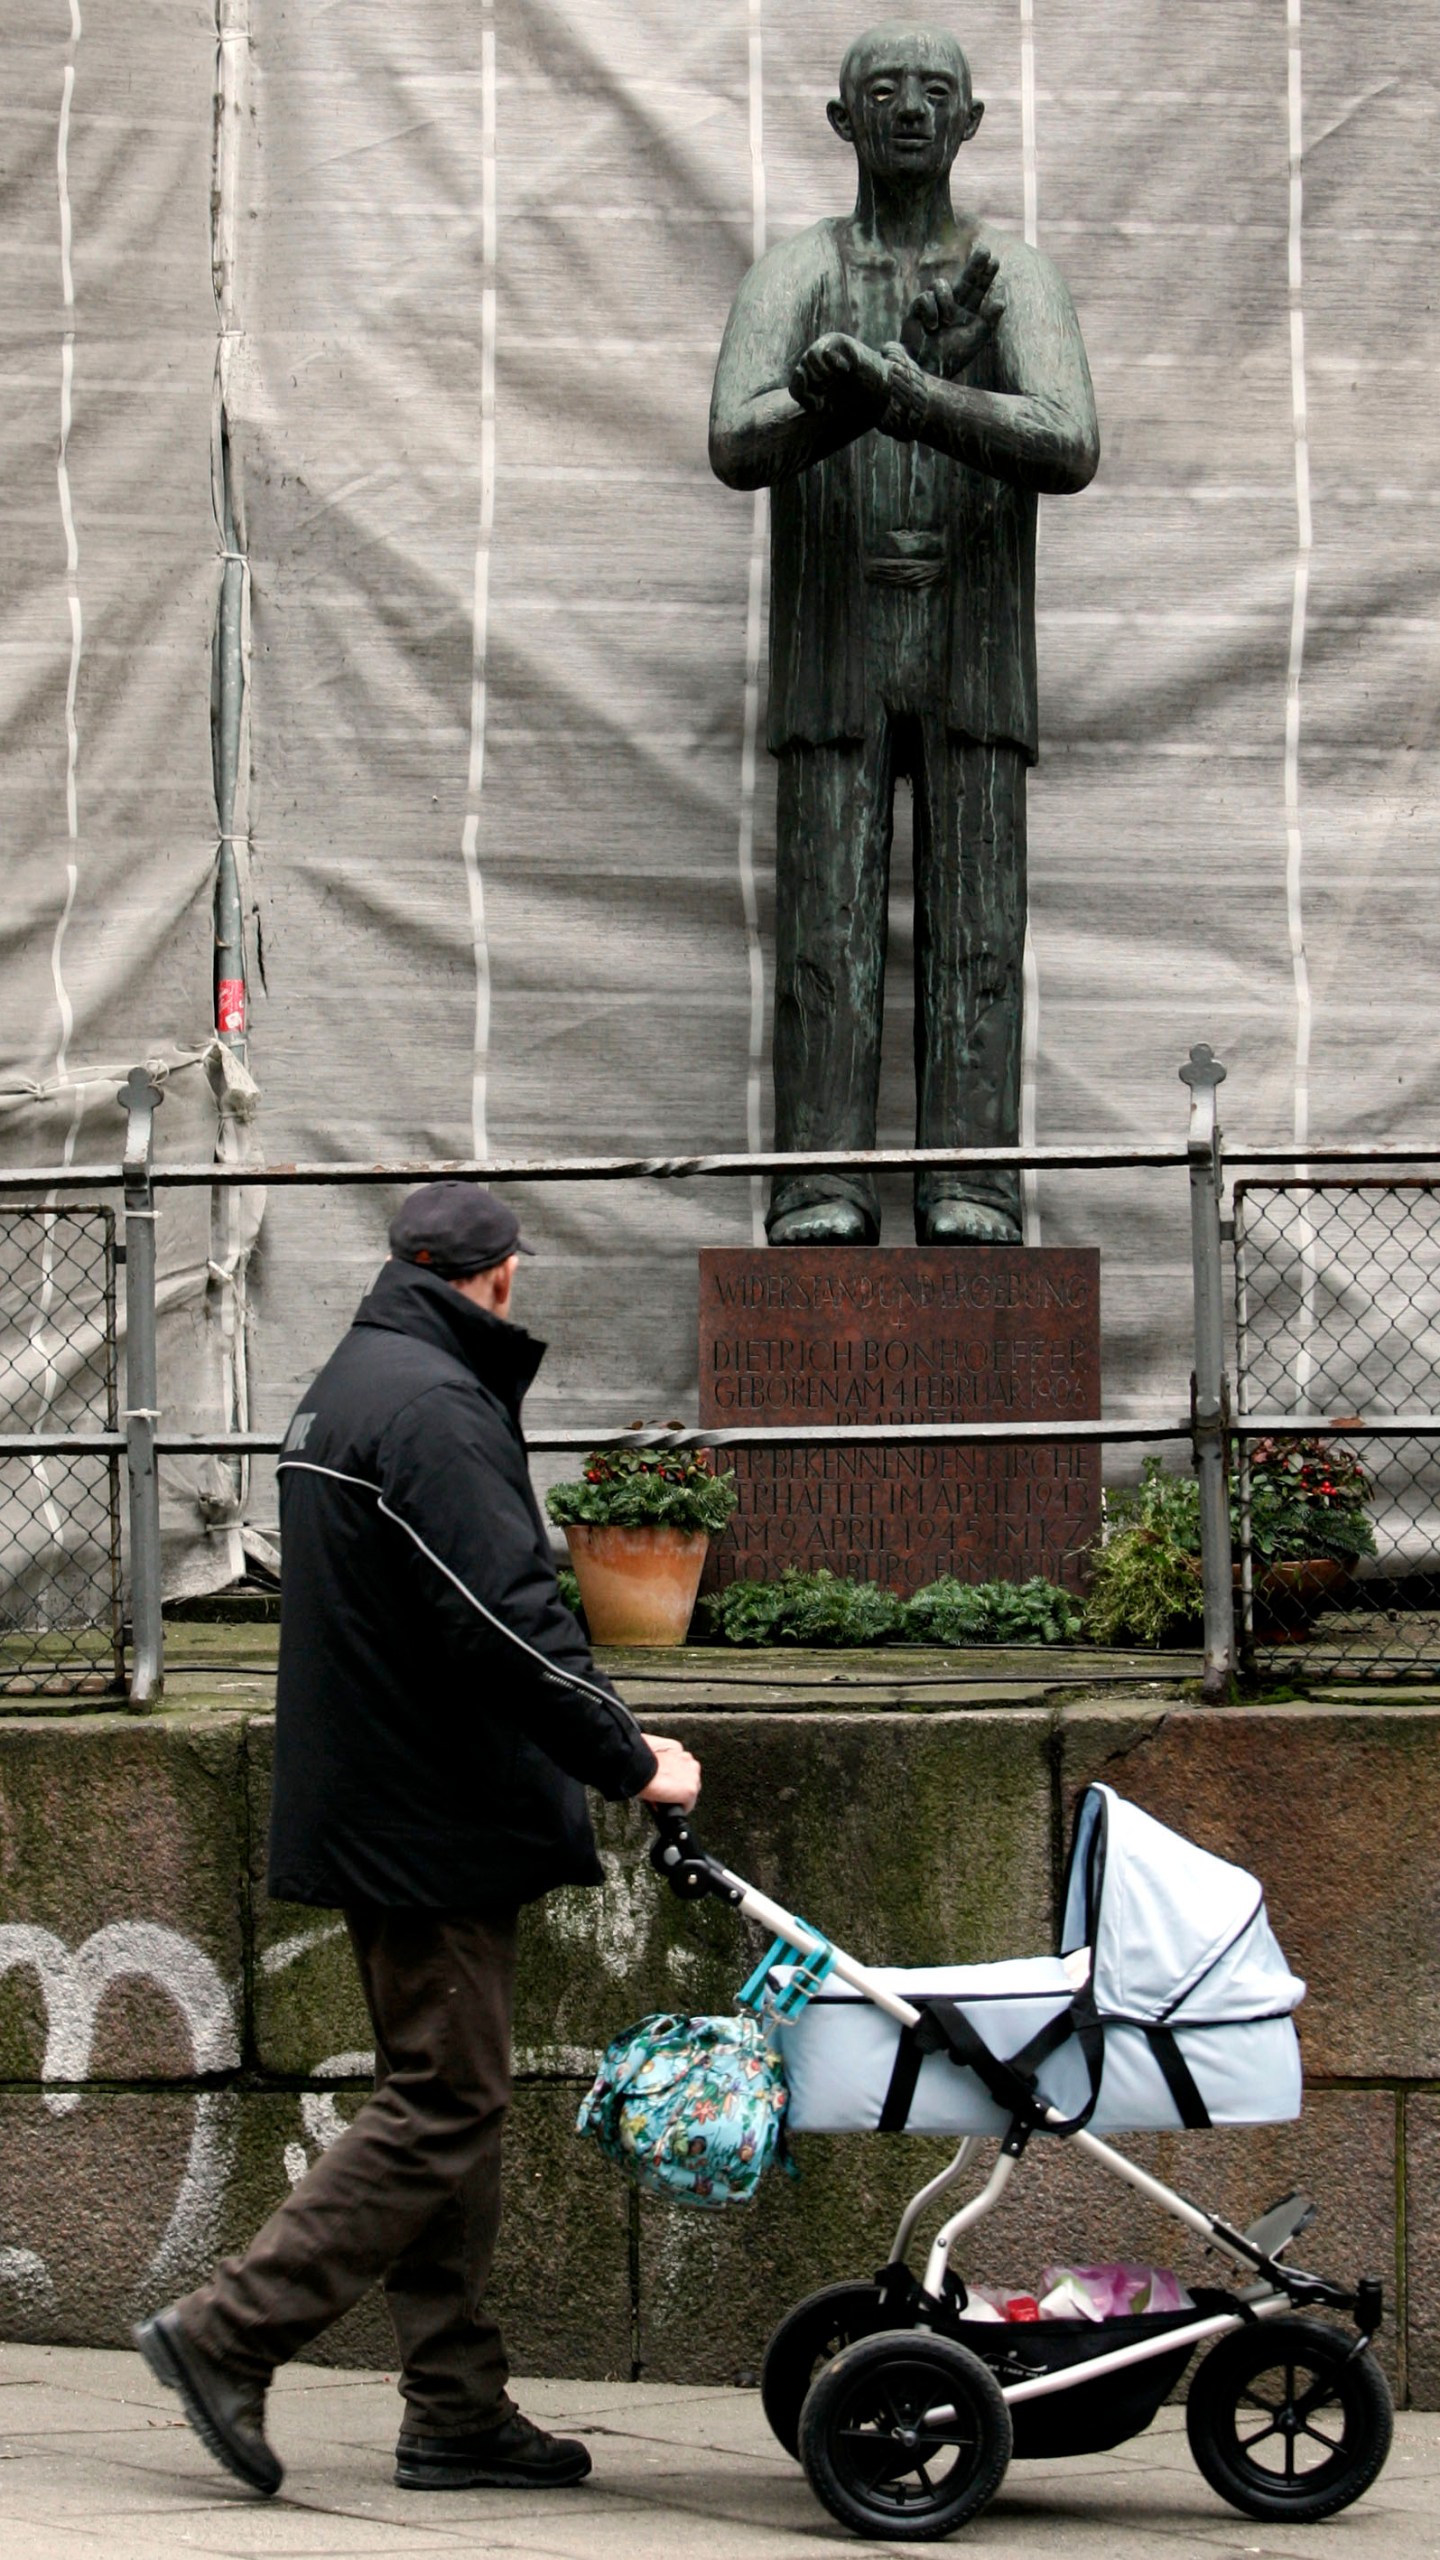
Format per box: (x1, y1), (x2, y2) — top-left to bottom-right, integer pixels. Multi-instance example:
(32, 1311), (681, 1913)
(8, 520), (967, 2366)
(0, 1703), (1434, 2402)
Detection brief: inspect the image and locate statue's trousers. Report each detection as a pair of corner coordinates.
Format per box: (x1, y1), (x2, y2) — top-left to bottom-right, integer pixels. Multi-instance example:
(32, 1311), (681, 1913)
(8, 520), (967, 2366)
(770, 716), (1027, 1240)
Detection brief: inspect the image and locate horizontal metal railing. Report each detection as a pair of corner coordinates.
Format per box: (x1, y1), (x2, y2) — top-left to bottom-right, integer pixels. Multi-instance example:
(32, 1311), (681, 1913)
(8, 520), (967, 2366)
(12, 1141), (1440, 1194)
(3, 1142), (1192, 1191)
(44, 1415), (1440, 1459)
(6, 1419), (1193, 1460)
(1231, 1415), (1440, 1438)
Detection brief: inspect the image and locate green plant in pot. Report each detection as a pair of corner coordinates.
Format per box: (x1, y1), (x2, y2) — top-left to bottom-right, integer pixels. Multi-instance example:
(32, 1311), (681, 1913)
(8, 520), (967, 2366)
(546, 1435), (738, 1648)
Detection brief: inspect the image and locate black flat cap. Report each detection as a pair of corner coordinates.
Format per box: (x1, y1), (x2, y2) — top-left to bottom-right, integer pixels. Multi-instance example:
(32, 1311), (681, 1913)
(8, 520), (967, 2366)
(389, 1181), (534, 1276)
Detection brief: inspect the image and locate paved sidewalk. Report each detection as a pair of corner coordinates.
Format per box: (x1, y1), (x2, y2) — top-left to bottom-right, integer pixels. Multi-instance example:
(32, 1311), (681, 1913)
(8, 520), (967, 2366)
(0, 2345), (1434, 2557)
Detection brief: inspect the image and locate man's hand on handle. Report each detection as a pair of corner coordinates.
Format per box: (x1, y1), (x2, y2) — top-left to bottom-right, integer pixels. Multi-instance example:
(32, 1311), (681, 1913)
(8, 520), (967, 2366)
(637, 1734), (702, 1811)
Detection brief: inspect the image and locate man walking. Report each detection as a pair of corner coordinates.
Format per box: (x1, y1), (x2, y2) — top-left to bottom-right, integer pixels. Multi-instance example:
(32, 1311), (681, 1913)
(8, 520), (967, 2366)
(135, 1182), (700, 2497)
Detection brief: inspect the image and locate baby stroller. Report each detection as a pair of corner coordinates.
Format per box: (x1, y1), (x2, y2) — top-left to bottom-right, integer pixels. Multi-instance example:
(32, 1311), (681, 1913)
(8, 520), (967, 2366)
(625, 1783), (1392, 2542)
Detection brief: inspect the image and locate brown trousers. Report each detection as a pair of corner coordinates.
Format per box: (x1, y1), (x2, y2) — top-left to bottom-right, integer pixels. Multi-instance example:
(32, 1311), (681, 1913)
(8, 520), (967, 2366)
(178, 1906), (517, 2436)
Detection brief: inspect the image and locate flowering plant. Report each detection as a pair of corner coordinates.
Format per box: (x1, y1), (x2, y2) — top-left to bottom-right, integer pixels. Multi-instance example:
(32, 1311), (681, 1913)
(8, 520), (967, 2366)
(1246, 1435), (1376, 1565)
(546, 1433), (739, 1537)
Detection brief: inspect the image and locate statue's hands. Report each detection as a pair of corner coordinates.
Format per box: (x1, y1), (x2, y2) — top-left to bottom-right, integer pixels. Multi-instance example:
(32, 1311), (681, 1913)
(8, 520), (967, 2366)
(789, 331), (891, 423)
(877, 343), (933, 441)
(900, 249), (1004, 378)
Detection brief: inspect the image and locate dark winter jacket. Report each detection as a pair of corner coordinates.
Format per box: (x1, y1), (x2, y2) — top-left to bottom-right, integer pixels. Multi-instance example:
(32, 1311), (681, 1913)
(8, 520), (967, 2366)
(267, 1258), (657, 1910)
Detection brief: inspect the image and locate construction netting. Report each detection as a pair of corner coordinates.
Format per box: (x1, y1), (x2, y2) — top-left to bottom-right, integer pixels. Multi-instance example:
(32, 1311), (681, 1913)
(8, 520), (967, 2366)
(1, 1), (1437, 1585)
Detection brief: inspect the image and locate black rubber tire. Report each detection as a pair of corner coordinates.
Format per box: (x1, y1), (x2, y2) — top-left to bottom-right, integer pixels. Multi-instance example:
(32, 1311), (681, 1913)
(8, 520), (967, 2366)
(798, 2329), (1012, 2542)
(1185, 2318), (1393, 2524)
(761, 2282), (888, 2460)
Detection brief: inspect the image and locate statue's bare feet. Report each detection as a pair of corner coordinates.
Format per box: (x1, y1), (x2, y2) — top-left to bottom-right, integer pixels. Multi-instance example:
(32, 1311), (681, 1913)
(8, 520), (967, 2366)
(768, 1200), (873, 1247)
(919, 1199), (1022, 1247)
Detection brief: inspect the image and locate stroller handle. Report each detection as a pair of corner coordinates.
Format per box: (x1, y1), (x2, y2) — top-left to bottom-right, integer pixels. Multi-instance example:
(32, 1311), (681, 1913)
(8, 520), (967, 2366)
(647, 1803), (743, 1904)
(644, 1806), (922, 2030)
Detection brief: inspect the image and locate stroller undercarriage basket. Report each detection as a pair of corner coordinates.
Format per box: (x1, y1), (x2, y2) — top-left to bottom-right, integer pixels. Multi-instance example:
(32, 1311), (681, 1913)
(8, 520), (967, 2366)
(952, 2294), (1236, 2460)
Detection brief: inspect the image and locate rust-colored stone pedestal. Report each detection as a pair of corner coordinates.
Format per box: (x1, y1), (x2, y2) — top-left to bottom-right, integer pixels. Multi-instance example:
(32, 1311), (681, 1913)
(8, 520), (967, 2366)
(698, 1247), (1101, 1594)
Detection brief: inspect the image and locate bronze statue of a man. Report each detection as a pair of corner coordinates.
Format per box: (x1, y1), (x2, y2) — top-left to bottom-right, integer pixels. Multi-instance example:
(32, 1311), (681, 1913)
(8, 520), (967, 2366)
(710, 22), (1098, 1246)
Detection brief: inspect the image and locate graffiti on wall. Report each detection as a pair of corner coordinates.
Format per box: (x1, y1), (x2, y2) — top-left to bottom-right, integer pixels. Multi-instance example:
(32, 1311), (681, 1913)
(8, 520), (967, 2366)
(0, 1921), (239, 2296)
(0, 1872), (683, 2318)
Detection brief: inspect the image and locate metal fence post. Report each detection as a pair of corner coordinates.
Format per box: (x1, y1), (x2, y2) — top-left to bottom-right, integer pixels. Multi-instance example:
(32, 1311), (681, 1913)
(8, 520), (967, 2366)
(1181, 1043), (1235, 1701)
(119, 1067), (164, 1708)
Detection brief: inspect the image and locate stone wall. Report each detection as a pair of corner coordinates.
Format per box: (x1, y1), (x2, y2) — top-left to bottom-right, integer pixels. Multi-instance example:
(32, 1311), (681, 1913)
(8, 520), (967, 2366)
(0, 1701), (1436, 2403)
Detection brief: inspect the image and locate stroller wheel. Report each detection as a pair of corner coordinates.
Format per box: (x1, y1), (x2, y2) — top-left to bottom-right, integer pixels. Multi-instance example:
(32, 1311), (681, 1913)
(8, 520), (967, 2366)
(1186, 2317), (1394, 2523)
(799, 2329), (1011, 2541)
(761, 2281), (887, 2459)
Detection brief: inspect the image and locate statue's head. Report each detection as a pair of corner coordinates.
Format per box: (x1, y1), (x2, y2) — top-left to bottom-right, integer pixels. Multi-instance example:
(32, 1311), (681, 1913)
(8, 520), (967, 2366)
(829, 23), (983, 180)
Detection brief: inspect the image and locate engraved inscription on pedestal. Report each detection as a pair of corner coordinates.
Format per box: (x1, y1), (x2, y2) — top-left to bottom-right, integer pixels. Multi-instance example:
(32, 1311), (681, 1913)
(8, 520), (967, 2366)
(698, 1248), (1101, 1596)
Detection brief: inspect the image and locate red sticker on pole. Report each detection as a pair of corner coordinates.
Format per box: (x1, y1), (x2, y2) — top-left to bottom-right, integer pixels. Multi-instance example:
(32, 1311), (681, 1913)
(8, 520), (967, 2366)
(217, 978), (246, 1036)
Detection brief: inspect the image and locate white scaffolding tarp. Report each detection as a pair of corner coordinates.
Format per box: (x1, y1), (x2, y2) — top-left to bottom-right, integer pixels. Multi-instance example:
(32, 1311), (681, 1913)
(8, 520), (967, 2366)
(2, 3), (1438, 1580)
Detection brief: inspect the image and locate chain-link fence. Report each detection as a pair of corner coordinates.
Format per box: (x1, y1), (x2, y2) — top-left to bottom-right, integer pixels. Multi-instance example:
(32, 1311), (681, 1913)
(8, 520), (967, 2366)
(1234, 1179), (1440, 1681)
(0, 1208), (123, 1695)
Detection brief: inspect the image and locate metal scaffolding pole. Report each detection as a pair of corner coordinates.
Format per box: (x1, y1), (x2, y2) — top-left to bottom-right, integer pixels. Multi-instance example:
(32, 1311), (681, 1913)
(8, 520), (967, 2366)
(1181, 1043), (1236, 1701)
(119, 1068), (165, 1709)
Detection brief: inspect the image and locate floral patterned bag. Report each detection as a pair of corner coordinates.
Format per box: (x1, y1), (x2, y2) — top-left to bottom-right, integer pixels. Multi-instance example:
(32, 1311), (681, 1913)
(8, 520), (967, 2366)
(577, 2011), (789, 2208)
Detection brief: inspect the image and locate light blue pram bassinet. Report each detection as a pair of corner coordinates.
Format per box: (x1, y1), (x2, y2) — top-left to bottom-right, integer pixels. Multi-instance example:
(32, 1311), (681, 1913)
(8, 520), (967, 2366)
(774, 1783), (1306, 2138)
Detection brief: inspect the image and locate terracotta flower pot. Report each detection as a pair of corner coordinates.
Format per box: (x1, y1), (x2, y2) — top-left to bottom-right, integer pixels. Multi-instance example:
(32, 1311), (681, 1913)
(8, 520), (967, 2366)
(563, 1523), (709, 1648)
(1246, 1556), (1350, 1637)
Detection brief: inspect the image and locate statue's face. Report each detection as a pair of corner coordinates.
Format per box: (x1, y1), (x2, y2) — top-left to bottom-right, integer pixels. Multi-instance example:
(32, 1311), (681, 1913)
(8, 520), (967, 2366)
(829, 28), (981, 181)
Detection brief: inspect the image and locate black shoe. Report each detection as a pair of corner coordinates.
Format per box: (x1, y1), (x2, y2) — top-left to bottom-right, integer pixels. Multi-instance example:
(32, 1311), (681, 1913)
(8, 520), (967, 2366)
(133, 2307), (282, 2498)
(395, 2410), (592, 2491)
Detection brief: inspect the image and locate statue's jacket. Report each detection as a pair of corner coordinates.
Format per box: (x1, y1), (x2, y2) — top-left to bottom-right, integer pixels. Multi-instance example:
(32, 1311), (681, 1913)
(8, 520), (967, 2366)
(712, 217), (1096, 763)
